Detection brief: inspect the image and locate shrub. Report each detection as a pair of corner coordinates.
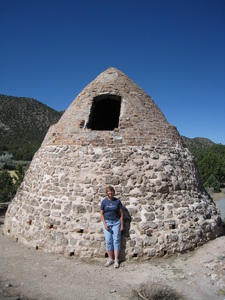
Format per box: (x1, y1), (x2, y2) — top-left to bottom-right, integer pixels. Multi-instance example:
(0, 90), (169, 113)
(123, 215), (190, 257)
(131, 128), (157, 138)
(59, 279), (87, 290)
(130, 282), (185, 300)
(13, 164), (25, 190)
(0, 170), (15, 203)
(0, 153), (14, 170)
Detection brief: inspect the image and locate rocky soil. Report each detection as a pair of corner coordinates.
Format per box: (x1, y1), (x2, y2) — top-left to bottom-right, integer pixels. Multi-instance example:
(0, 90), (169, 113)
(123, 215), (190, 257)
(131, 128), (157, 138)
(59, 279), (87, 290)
(210, 190), (225, 201)
(0, 199), (225, 300)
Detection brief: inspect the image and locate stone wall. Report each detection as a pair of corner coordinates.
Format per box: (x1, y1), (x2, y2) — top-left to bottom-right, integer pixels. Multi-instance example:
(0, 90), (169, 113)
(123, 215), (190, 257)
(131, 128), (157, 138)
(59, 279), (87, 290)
(4, 143), (223, 260)
(3, 68), (223, 260)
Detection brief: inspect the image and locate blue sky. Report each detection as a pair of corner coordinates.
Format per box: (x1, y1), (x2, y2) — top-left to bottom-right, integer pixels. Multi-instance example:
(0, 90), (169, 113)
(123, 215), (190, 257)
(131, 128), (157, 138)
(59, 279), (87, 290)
(1, 0), (225, 144)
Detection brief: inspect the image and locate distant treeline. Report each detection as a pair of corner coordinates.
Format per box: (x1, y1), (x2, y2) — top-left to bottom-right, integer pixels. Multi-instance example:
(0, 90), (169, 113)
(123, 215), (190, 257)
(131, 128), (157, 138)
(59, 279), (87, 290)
(191, 144), (225, 192)
(182, 137), (225, 192)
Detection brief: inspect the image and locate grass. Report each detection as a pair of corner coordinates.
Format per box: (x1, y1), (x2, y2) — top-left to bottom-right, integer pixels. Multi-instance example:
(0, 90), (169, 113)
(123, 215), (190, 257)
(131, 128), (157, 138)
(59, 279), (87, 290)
(130, 282), (185, 300)
(216, 288), (225, 296)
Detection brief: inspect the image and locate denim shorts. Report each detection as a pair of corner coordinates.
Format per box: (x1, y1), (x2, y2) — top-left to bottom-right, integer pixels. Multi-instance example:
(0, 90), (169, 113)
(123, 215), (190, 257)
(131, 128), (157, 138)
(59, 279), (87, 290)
(102, 219), (121, 251)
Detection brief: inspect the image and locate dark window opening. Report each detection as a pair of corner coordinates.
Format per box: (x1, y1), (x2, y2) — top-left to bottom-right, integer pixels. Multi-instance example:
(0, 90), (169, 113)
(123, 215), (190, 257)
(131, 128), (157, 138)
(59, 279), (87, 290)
(87, 95), (121, 130)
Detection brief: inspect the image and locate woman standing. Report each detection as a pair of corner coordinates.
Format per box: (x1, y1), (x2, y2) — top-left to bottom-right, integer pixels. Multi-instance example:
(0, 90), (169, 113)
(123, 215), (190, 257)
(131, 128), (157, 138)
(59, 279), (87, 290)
(100, 186), (124, 268)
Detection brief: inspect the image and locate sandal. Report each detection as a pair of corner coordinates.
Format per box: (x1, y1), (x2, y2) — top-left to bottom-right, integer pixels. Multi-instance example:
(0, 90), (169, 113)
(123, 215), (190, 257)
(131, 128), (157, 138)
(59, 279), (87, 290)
(105, 259), (114, 267)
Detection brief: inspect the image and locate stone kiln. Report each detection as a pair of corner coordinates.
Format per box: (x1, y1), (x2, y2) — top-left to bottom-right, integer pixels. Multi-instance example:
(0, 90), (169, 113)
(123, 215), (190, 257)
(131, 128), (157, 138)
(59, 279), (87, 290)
(4, 68), (223, 260)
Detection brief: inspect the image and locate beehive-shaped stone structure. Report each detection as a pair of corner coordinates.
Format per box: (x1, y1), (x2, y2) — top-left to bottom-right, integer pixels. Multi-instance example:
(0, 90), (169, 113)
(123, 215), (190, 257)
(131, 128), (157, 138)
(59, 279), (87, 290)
(4, 68), (223, 260)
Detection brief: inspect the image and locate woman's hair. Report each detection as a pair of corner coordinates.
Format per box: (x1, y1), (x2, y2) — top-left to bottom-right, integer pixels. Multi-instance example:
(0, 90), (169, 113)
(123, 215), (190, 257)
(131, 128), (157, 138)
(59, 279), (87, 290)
(106, 186), (115, 194)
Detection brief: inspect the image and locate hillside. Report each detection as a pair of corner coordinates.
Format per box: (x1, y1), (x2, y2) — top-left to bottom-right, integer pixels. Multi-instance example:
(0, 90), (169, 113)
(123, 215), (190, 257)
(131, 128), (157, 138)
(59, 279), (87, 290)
(0, 94), (63, 160)
(181, 136), (215, 152)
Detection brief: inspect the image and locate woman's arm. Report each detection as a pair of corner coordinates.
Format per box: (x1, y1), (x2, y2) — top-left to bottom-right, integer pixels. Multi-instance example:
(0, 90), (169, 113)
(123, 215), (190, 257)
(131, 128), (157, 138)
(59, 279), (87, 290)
(120, 208), (124, 231)
(100, 209), (109, 230)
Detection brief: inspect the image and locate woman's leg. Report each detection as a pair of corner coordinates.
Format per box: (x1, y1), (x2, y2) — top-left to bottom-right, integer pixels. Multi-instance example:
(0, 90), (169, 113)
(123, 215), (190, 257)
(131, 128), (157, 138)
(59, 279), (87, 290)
(114, 250), (119, 260)
(102, 221), (114, 260)
(107, 250), (114, 260)
(112, 219), (121, 260)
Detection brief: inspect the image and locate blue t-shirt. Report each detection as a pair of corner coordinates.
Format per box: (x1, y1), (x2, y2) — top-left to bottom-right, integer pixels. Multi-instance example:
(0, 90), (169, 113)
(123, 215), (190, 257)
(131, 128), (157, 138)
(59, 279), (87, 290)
(100, 197), (122, 221)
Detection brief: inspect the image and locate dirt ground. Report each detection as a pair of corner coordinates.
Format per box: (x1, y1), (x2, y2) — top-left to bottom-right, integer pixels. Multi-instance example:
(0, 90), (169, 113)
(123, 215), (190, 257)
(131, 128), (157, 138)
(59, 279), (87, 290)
(0, 197), (225, 300)
(210, 190), (225, 201)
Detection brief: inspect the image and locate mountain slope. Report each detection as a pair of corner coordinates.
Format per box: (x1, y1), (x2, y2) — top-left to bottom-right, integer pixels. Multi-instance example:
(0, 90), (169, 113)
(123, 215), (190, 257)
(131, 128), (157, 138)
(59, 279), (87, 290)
(0, 94), (63, 160)
(181, 136), (215, 152)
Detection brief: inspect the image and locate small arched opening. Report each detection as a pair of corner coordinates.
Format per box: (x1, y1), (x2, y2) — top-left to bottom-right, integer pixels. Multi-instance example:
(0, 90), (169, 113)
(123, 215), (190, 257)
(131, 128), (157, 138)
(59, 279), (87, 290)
(87, 95), (121, 130)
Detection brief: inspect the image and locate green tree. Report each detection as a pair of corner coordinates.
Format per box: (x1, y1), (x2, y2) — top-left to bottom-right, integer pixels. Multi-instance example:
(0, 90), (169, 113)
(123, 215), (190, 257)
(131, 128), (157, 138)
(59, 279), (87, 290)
(195, 144), (225, 185)
(13, 164), (25, 190)
(204, 174), (221, 192)
(0, 171), (15, 203)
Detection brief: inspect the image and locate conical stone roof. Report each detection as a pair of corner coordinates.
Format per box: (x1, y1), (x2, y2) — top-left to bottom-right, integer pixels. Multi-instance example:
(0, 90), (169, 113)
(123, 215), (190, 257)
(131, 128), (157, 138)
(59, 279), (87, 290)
(3, 68), (223, 260)
(43, 67), (181, 147)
